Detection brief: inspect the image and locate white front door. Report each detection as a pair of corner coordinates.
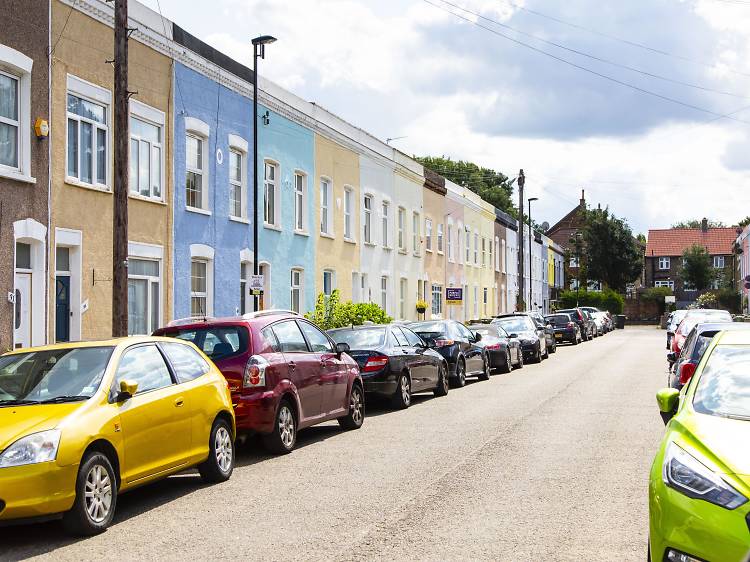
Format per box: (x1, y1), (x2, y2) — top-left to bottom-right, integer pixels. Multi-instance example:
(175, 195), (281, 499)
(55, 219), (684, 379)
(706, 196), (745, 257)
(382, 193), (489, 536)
(14, 272), (32, 349)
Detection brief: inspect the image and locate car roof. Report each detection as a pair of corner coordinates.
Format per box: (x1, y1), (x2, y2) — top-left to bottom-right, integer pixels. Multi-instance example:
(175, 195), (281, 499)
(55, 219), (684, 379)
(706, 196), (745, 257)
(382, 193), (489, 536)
(329, 325), (388, 332)
(714, 330), (750, 345)
(160, 311), (301, 331)
(1, 336), (183, 356)
(692, 322), (747, 335)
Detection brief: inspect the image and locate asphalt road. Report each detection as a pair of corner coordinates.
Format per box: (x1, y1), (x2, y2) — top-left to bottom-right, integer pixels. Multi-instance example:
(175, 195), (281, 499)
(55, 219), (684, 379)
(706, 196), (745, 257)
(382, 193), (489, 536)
(1, 326), (666, 562)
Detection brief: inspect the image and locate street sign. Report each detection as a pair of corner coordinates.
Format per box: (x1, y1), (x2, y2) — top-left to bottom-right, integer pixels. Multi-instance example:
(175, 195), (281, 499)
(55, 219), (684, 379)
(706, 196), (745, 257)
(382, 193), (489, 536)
(250, 275), (264, 296)
(665, 296), (676, 304)
(446, 287), (463, 305)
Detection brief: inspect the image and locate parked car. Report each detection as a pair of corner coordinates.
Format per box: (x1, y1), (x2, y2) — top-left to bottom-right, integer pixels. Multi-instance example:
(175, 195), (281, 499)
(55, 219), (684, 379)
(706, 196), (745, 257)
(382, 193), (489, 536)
(544, 313), (582, 345)
(665, 309), (689, 350)
(467, 323), (523, 372)
(650, 330), (750, 562)
(528, 312), (557, 354)
(0, 337), (235, 535)
(580, 307), (608, 335)
(408, 320), (490, 387)
(668, 322), (750, 389)
(327, 324), (448, 409)
(557, 308), (594, 341)
(492, 314), (548, 363)
(155, 311), (364, 454)
(670, 309), (733, 362)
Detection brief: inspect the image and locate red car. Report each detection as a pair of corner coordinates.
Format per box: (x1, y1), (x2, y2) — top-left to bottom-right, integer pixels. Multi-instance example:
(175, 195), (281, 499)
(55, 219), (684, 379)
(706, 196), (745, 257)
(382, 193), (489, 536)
(154, 311), (364, 453)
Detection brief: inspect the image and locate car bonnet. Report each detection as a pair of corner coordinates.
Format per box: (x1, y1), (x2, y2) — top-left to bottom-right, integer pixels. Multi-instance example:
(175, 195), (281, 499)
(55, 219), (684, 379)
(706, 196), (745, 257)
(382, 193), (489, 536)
(0, 403), (84, 452)
(681, 412), (750, 480)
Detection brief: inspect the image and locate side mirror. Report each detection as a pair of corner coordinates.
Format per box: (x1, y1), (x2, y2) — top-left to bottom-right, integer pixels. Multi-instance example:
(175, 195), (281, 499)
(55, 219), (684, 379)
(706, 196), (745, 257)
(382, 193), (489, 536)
(509, 333), (518, 339)
(473, 332), (482, 342)
(666, 352), (676, 362)
(117, 379), (139, 401)
(335, 342), (350, 356)
(656, 387), (680, 425)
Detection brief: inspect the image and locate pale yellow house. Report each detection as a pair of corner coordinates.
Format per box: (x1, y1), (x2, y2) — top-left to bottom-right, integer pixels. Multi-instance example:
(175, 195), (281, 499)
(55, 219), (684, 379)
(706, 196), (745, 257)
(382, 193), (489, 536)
(314, 133), (360, 303)
(422, 169), (447, 319)
(49, 0), (173, 341)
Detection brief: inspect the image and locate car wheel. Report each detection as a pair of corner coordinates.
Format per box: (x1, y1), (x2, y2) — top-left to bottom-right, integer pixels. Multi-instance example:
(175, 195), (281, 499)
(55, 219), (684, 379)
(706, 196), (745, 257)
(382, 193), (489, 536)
(434, 363), (449, 397)
(392, 373), (411, 409)
(62, 451), (117, 536)
(550, 341), (557, 354)
(198, 417), (234, 483)
(516, 350), (524, 369)
(500, 351), (512, 373)
(542, 343), (549, 360)
(263, 399), (297, 454)
(452, 358), (467, 387)
(339, 384), (365, 430)
(533, 345), (542, 363)
(478, 354), (491, 381)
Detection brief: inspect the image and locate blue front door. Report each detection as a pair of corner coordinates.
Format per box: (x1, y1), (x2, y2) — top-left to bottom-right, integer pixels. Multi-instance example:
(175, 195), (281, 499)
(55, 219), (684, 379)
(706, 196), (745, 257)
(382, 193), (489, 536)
(55, 276), (70, 342)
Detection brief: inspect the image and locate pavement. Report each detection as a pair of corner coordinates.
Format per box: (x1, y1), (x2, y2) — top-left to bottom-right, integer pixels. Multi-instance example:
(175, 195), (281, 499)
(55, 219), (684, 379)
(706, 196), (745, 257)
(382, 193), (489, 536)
(0, 326), (666, 561)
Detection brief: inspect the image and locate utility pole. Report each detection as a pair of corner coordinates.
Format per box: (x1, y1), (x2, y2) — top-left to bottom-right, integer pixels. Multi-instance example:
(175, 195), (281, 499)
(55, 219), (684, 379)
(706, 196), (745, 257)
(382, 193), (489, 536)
(528, 197), (538, 310)
(112, 0), (129, 337)
(516, 169), (525, 311)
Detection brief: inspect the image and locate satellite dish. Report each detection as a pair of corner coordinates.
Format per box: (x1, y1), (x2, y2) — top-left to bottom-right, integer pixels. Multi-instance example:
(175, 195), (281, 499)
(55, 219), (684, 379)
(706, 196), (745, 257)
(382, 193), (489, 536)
(541, 221), (550, 232)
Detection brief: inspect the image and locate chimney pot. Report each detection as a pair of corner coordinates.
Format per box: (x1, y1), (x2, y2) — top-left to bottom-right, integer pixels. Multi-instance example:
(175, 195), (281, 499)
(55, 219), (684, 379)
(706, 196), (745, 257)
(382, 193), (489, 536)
(701, 218), (708, 232)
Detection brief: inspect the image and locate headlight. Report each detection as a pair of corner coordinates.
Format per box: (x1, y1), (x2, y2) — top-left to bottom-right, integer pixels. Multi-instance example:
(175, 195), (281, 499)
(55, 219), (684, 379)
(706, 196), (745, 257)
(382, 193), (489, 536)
(0, 429), (61, 468)
(662, 442), (747, 509)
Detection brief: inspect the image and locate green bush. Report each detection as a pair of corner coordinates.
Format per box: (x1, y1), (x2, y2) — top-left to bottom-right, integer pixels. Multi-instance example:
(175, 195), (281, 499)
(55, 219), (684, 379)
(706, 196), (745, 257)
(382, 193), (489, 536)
(558, 288), (624, 314)
(305, 289), (393, 330)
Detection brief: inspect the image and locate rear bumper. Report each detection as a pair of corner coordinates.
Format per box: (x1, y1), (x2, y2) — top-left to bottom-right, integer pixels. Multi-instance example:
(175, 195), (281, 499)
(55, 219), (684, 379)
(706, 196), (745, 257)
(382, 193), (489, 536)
(487, 350), (507, 368)
(361, 371), (398, 397)
(232, 389), (278, 434)
(0, 462), (78, 521)
(554, 329), (576, 341)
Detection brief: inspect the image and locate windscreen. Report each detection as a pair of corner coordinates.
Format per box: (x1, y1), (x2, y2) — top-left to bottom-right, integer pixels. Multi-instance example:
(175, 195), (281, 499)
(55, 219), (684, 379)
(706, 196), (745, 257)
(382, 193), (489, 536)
(693, 345), (750, 420)
(494, 317), (532, 333)
(329, 328), (385, 349)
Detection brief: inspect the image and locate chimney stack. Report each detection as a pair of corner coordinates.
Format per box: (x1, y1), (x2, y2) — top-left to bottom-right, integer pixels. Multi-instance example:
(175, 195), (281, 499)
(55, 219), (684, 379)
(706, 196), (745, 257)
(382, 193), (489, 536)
(580, 189), (585, 207)
(701, 217), (708, 232)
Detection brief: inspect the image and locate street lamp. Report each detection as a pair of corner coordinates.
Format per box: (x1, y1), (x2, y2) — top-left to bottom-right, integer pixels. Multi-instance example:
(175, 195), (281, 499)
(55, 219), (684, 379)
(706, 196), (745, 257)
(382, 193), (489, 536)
(528, 196), (538, 310)
(252, 34), (276, 311)
(517, 169), (525, 311)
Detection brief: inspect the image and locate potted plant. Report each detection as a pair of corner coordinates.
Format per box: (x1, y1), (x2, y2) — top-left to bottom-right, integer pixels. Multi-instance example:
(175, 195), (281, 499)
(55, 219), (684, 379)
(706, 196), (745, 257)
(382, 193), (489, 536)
(415, 299), (428, 316)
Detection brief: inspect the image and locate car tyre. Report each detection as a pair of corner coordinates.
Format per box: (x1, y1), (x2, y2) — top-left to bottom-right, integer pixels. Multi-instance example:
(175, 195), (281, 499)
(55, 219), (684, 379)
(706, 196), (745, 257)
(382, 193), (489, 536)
(62, 451), (117, 536)
(542, 344), (549, 360)
(550, 341), (557, 354)
(263, 399), (297, 454)
(515, 350), (524, 369)
(452, 358), (467, 387)
(478, 354), (491, 381)
(339, 384), (365, 430)
(434, 363), (449, 397)
(391, 373), (411, 409)
(500, 350), (512, 373)
(198, 417), (234, 483)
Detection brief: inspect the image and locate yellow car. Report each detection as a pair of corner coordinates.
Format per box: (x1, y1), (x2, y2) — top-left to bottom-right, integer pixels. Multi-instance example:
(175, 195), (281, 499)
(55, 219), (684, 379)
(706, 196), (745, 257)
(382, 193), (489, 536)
(0, 337), (235, 535)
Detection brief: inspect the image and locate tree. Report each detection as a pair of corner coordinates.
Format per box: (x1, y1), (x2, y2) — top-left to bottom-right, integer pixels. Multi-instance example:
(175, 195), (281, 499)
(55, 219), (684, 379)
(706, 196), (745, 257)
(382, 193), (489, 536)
(679, 244), (716, 291)
(581, 207), (643, 292)
(671, 219), (726, 229)
(737, 216), (750, 228)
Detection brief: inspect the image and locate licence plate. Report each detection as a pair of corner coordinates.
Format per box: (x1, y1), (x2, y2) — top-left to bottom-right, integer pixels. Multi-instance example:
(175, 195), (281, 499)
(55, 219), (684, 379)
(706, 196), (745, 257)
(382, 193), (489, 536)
(555, 334), (562, 340)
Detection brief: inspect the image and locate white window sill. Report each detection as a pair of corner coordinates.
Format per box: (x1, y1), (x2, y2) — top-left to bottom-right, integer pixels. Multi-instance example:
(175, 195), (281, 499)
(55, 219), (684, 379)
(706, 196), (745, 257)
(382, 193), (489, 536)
(65, 177), (110, 193)
(187, 206), (212, 216)
(129, 193), (166, 205)
(264, 223), (282, 232)
(398, 249), (407, 255)
(320, 232), (335, 240)
(437, 251), (444, 256)
(364, 241), (376, 247)
(229, 216), (250, 225)
(383, 245), (393, 251)
(344, 237), (357, 244)
(294, 229), (310, 237)
(413, 252), (422, 258)
(0, 168), (36, 184)
(426, 249), (433, 254)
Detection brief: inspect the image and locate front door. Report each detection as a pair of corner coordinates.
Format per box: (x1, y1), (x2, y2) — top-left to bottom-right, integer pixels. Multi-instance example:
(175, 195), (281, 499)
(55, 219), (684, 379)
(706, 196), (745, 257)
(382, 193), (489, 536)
(13, 273), (31, 349)
(55, 276), (71, 342)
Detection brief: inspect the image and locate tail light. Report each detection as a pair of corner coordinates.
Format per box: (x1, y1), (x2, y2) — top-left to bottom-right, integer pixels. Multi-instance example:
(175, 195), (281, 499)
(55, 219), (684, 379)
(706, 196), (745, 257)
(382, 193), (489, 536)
(577, 311), (584, 322)
(433, 339), (455, 348)
(679, 362), (697, 385)
(485, 343), (502, 350)
(243, 355), (268, 388)
(363, 355), (389, 373)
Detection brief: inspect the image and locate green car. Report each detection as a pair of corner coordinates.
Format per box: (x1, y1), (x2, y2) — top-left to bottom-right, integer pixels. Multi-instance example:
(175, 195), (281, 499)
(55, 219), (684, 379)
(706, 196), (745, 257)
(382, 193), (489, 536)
(650, 330), (750, 562)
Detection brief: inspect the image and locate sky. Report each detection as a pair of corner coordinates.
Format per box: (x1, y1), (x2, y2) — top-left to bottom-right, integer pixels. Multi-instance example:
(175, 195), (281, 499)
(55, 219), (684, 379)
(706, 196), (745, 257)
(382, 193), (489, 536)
(140, 0), (750, 235)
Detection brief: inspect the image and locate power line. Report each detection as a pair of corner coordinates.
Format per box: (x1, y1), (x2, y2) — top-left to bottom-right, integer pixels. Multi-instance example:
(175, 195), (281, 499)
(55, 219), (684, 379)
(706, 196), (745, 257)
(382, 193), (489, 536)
(437, 0), (750, 100)
(49, 2), (75, 58)
(495, 0), (750, 79)
(423, 0), (750, 125)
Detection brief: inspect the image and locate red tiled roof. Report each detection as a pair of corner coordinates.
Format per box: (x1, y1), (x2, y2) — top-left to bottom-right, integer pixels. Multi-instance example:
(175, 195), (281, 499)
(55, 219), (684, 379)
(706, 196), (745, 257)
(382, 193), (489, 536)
(645, 228), (737, 256)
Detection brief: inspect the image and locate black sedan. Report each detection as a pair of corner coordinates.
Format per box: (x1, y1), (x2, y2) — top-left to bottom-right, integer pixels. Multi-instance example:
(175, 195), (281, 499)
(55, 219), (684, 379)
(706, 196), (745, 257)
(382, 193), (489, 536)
(491, 314), (547, 363)
(544, 313), (581, 345)
(408, 320), (490, 387)
(328, 324), (449, 409)
(468, 324), (523, 372)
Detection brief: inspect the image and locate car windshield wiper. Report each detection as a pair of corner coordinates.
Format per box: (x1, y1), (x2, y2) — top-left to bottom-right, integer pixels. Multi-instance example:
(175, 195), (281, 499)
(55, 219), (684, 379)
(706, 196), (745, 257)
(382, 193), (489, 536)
(39, 395), (91, 404)
(0, 399), (41, 406)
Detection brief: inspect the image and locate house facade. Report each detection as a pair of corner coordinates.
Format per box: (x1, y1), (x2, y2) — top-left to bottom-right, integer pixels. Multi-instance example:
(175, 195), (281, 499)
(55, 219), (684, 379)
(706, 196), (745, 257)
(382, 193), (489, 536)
(0, 0), (50, 350)
(422, 168), (446, 320)
(547, 190), (587, 289)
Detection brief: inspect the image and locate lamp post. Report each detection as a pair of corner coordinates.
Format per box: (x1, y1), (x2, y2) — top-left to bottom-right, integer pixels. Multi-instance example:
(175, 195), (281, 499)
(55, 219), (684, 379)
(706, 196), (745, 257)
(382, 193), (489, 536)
(516, 169), (525, 311)
(251, 34), (276, 311)
(528, 197), (538, 310)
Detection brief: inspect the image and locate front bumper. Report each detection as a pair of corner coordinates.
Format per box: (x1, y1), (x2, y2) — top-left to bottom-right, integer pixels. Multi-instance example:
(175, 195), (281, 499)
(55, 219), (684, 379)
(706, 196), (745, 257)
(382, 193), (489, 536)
(0, 461), (78, 521)
(649, 467), (750, 562)
(232, 389), (279, 435)
(520, 342), (538, 358)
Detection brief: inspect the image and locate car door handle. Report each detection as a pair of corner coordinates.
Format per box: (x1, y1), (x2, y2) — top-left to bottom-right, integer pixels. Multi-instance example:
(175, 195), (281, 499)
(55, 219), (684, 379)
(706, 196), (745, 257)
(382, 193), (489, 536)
(289, 361), (296, 371)
(174, 398), (184, 407)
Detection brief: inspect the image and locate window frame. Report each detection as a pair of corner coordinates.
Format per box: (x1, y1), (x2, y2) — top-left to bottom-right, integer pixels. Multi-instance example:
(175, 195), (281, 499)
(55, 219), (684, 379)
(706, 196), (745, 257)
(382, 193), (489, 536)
(343, 186), (354, 241)
(380, 276), (388, 311)
(129, 100), (166, 202)
(425, 218), (433, 253)
(227, 134), (249, 221)
(66, 77), (111, 190)
(382, 200), (390, 248)
(263, 159), (280, 228)
(397, 207), (406, 252)
(658, 257), (671, 270)
(363, 194), (373, 244)
(320, 176), (333, 236)
(290, 268), (304, 314)
(713, 255), (725, 269)
(413, 212), (420, 256)
(437, 223), (444, 254)
(185, 116), (211, 213)
(293, 170), (308, 234)
(447, 223), (454, 262)
(431, 283), (443, 316)
(127, 256), (161, 336)
(0, 69), (20, 173)
(322, 269), (336, 298)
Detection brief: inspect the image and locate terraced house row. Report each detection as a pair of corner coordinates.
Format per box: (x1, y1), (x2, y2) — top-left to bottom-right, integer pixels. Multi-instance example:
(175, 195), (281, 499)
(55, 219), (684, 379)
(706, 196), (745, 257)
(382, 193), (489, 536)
(0, 0), (565, 351)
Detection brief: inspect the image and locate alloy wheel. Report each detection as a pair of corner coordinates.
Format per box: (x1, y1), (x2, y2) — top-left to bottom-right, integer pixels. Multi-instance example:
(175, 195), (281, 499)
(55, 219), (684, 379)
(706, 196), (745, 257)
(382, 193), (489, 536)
(278, 405), (295, 449)
(401, 375), (411, 406)
(84, 464), (112, 524)
(506, 352), (512, 372)
(214, 426), (233, 473)
(350, 387), (364, 425)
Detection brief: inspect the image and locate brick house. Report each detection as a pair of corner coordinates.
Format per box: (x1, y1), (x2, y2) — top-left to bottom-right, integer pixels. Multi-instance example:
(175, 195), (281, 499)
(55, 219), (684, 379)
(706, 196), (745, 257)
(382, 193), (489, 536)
(645, 220), (737, 305)
(546, 190), (587, 289)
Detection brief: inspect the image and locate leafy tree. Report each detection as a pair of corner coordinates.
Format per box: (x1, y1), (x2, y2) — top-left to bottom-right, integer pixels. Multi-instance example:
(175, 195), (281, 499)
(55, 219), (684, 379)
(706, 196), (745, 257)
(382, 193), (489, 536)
(671, 219), (726, 229)
(737, 216), (750, 228)
(581, 207), (643, 292)
(679, 244), (716, 291)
